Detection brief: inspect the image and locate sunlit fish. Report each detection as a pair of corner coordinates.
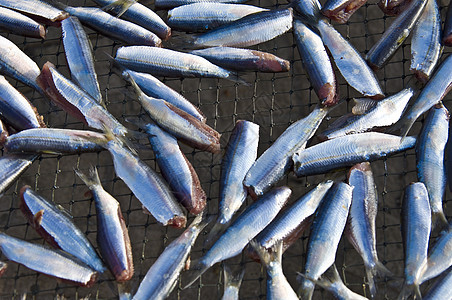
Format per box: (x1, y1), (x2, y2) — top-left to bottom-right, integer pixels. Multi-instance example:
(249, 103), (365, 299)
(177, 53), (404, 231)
(191, 47), (290, 72)
(321, 0), (368, 23)
(444, 4), (452, 46)
(0, 154), (36, 196)
(155, 0), (250, 10)
(19, 186), (106, 273)
(167, 3), (266, 32)
(133, 215), (208, 299)
(378, 0), (412, 16)
(0, 0), (68, 23)
(0, 232), (97, 287)
(221, 264), (245, 300)
(191, 8), (293, 48)
(298, 182), (353, 300)
(62, 17), (102, 104)
(76, 167), (133, 282)
(423, 268), (452, 300)
(293, 132), (416, 177)
(0, 7), (46, 39)
(291, 0), (322, 21)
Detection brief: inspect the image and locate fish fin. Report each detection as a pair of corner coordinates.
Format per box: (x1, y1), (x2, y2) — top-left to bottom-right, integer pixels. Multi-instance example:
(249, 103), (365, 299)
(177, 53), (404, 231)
(366, 261), (392, 298)
(225, 73), (250, 86)
(102, 123), (138, 157)
(117, 281), (132, 300)
(388, 115), (415, 140)
(181, 260), (209, 289)
(124, 129), (150, 141)
(352, 98), (378, 115)
(397, 282), (419, 300)
(74, 166), (101, 189)
(431, 211), (449, 233)
(33, 210), (44, 228)
(296, 274), (315, 300)
(250, 239), (283, 267)
(203, 221), (228, 248)
(223, 263), (245, 289)
(101, 0), (136, 18)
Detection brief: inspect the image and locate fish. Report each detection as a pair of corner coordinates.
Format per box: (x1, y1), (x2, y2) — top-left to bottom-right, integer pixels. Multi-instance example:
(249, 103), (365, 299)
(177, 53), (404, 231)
(62, 6), (161, 47)
(293, 19), (337, 106)
(191, 8), (292, 48)
(75, 167), (133, 282)
(0, 35), (42, 93)
(61, 16), (102, 104)
(251, 241), (298, 300)
(190, 47), (290, 73)
(19, 186), (106, 273)
(125, 75), (220, 153)
(167, 3), (267, 32)
(0, 232), (98, 287)
(366, 0), (428, 70)
(205, 120), (258, 245)
(378, 0), (412, 16)
(419, 228), (452, 285)
(120, 69), (205, 122)
(321, 0), (368, 23)
(443, 3), (452, 46)
(93, 0), (171, 40)
(135, 120), (207, 215)
(37, 61), (128, 137)
(298, 182), (353, 300)
(423, 268), (452, 300)
(0, 154), (37, 196)
(346, 163), (392, 298)
(291, 0), (322, 22)
(182, 186), (291, 289)
(244, 106), (328, 198)
(320, 88), (413, 139)
(221, 264), (245, 300)
(398, 182), (431, 300)
(0, 0), (68, 23)
(155, 0), (250, 10)
(0, 75), (45, 131)
(0, 261), (6, 277)
(416, 104), (449, 231)
(292, 132), (416, 177)
(4, 128), (106, 154)
(0, 7), (46, 39)
(132, 214), (209, 299)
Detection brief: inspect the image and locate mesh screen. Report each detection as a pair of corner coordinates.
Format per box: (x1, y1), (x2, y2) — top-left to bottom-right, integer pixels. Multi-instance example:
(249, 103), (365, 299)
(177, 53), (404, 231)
(0, 0), (451, 299)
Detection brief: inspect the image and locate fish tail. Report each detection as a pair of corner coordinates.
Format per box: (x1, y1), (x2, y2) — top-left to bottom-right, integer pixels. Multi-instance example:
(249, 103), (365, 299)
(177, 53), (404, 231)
(431, 210), (449, 232)
(296, 274), (315, 300)
(203, 221), (228, 248)
(389, 115), (416, 140)
(101, 0), (136, 17)
(189, 212), (212, 232)
(225, 73), (250, 86)
(181, 260), (209, 289)
(74, 166), (101, 189)
(117, 281), (132, 300)
(250, 239), (282, 267)
(397, 282), (418, 300)
(223, 263), (245, 289)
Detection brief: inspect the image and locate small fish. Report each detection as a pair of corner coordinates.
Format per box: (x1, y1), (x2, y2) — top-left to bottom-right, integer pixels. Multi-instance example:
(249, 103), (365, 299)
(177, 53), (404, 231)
(62, 17), (102, 104)
(0, 261), (6, 277)
(190, 47), (290, 72)
(221, 264), (245, 300)
(321, 0), (368, 23)
(93, 0), (171, 40)
(167, 3), (267, 32)
(0, 75), (45, 131)
(398, 182), (430, 300)
(320, 88), (413, 139)
(132, 215), (208, 299)
(366, 0), (428, 70)
(378, 0), (412, 16)
(37, 62), (128, 137)
(347, 163), (392, 298)
(443, 4), (452, 46)
(293, 132), (416, 177)
(244, 106), (328, 198)
(0, 7), (46, 38)
(183, 187), (291, 289)
(0, 154), (36, 196)
(75, 167), (133, 282)
(423, 268), (452, 300)
(293, 19), (337, 106)
(155, 0), (250, 10)
(251, 241), (298, 300)
(416, 104), (449, 231)
(0, 0), (68, 23)
(4, 128), (106, 154)
(291, 0), (322, 22)
(419, 228), (452, 284)
(299, 182), (353, 300)
(0, 35), (42, 92)
(0, 232), (98, 287)
(191, 8), (293, 48)
(19, 186), (106, 273)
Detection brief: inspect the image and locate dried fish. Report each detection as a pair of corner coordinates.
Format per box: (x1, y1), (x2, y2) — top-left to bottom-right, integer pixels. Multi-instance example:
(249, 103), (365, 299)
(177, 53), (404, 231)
(155, 0), (250, 10)
(222, 264), (245, 300)
(0, 154), (36, 196)
(0, 0), (68, 23)
(0, 7), (46, 39)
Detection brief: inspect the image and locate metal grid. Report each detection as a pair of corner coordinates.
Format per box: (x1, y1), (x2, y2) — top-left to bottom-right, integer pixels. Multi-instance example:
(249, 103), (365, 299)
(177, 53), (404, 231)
(0, 0), (451, 299)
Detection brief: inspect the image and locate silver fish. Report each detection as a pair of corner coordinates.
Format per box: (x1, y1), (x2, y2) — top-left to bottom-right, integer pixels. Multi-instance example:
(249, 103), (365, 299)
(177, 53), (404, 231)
(0, 232), (98, 287)
(62, 17), (102, 104)
(321, 88), (413, 139)
(416, 104), (449, 230)
(366, 0), (428, 70)
(410, 0), (441, 83)
(0, 7), (46, 38)
(291, 0), (322, 21)
(222, 264), (245, 300)
(293, 19), (337, 106)
(0, 0), (68, 23)
(419, 228), (452, 284)
(155, 0), (250, 10)
(191, 8), (293, 48)
(443, 3), (452, 46)
(399, 182), (430, 300)
(183, 186), (291, 289)
(244, 106), (328, 198)
(424, 268), (452, 300)
(0, 153), (36, 196)
(168, 3), (267, 32)
(347, 163), (392, 298)
(321, 0), (368, 23)
(133, 215), (208, 300)
(299, 182), (353, 300)
(293, 132), (416, 177)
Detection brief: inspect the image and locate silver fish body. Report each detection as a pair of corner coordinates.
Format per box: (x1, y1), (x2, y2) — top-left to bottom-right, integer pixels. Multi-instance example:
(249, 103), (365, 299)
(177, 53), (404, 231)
(293, 19), (337, 106)
(419, 229), (452, 284)
(190, 47), (290, 72)
(19, 186), (106, 273)
(0, 0), (68, 22)
(291, 0), (322, 22)
(0, 153), (36, 196)
(293, 132), (416, 177)
(244, 106), (328, 198)
(62, 17), (102, 104)
(0, 7), (46, 38)
(410, 0), (441, 83)
(321, 0), (368, 23)
(0, 232), (97, 287)
(222, 264), (245, 300)
(192, 8), (293, 48)
(5, 128), (106, 154)
(424, 269), (452, 300)
(168, 3), (267, 32)
(155, 0), (250, 10)
(366, 0), (428, 70)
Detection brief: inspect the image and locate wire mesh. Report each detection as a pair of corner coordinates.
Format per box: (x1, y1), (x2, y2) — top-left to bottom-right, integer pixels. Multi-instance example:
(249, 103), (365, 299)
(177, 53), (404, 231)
(0, 0), (451, 299)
